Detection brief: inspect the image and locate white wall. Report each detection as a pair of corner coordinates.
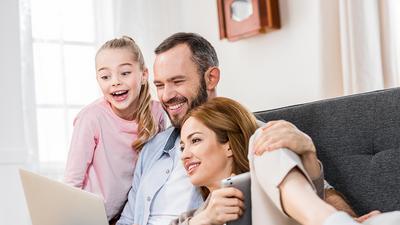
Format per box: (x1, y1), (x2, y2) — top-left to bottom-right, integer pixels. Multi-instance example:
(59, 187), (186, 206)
(115, 0), (344, 112)
(0, 0), (31, 224)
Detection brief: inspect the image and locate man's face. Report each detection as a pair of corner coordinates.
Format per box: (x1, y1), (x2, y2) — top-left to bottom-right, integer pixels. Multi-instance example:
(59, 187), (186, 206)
(153, 44), (208, 128)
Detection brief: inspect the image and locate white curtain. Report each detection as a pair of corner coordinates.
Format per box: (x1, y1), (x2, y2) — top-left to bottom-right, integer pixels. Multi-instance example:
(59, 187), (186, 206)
(339, 0), (399, 94)
(19, 0), (38, 166)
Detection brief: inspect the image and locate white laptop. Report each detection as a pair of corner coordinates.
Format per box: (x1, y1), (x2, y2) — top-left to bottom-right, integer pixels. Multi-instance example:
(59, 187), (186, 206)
(19, 169), (108, 225)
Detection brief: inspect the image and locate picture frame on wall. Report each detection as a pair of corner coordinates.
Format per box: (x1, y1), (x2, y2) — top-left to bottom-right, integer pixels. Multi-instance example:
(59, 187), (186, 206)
(217, 0), (280, 41)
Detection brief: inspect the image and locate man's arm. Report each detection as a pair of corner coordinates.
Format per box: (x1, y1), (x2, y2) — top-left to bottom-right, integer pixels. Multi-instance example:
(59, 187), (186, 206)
(252, 120), (320, 179)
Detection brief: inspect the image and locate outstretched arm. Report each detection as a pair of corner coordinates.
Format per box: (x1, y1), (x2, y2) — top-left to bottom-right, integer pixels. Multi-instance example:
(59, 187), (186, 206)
(279, 168), (337, 225)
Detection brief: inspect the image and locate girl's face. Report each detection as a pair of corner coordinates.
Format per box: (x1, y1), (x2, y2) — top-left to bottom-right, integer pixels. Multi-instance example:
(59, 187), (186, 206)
(95, 48), (148, 120)
(180, 117), (233, 191)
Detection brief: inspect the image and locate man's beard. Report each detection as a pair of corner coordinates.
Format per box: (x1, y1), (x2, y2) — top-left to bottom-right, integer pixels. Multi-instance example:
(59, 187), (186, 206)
(168, 78), (208, 128)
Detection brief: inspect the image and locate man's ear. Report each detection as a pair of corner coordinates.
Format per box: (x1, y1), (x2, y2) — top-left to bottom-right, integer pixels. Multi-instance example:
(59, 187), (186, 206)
(204, 67), (220, 91)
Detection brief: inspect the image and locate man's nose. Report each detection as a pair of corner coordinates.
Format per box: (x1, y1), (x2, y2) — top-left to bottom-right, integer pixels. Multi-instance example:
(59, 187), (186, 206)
(162, 84), (176, 102)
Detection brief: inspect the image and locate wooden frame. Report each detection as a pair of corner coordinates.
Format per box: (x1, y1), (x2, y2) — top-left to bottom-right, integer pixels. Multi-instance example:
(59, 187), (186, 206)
(217, 0), (280, 41)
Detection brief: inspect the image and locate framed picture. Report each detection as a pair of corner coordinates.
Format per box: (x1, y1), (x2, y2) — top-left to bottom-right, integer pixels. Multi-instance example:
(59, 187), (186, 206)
(217, 0), (280, 41)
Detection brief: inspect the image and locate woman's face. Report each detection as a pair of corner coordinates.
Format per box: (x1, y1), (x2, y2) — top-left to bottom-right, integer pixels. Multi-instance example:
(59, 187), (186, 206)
(180, 117), (233, 191)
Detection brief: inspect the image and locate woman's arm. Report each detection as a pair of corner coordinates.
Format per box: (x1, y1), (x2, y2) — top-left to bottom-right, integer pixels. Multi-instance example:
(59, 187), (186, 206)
(279, 168), (337, 225)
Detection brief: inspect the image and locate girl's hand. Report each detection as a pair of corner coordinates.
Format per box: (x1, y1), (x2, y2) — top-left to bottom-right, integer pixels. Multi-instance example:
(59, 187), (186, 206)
(190, 187), (244, 225)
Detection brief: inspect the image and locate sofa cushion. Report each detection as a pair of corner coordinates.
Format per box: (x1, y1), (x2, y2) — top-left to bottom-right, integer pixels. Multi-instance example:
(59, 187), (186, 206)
(254, 88), (400, 215)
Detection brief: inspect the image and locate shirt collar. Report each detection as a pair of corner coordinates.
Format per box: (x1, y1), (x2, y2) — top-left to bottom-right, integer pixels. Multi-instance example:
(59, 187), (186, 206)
(163, 128), (180, 153)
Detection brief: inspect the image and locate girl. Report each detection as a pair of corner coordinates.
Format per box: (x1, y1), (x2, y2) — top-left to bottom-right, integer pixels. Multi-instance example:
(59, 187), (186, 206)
(175, 97), (397, 225)
(64, 36), (165, 223)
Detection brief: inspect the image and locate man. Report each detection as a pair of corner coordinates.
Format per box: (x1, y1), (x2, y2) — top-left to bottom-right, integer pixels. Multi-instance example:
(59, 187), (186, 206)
(116, 32), (356, 225)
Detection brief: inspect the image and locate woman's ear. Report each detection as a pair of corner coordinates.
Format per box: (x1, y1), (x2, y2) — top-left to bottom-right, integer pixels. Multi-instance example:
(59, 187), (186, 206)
(204, 67), (220, 91)
(224, 142), (233, 158)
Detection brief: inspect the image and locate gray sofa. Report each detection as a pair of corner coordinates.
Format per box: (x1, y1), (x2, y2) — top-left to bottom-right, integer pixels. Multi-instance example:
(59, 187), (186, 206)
(254, 88), (400, 216)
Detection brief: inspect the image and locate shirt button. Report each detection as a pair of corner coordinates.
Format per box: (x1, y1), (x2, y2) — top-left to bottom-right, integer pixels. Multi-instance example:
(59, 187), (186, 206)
(147, 196), (151, 201)
(166, 169), (170, 174)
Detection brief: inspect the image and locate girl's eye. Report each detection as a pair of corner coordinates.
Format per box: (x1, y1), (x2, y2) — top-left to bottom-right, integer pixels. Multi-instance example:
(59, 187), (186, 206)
(192, 138), (201, 144)
(121, 71), (131, 76)
(100, 75), (109, 80)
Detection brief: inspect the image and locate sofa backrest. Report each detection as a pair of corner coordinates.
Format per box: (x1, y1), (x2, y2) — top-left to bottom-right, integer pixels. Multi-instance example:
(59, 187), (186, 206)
(254, 88), (400, 215)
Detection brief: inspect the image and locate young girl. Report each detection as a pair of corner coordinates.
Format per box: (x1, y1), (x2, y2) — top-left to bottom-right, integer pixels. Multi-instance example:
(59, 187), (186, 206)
(175, 97), (398, 225)
(64, 36), (165, 222)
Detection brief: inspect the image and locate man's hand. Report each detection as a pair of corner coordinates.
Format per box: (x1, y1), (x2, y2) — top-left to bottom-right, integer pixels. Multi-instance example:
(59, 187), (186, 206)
(253, 120), (320, 179)
(253, 120), (316, 156)
(189, 187), (244, 225)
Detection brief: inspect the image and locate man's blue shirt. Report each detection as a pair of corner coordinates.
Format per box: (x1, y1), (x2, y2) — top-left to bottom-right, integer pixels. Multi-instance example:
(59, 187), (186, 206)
(117, 127), (204, 225)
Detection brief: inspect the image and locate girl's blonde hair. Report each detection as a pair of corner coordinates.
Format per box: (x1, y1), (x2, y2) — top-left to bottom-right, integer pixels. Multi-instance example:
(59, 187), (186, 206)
(96, 36), (160, 151)
(182, 97), (258, 198)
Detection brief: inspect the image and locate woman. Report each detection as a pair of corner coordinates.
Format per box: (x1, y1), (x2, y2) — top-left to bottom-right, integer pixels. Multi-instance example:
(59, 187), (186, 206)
(173, 97), (398, 225)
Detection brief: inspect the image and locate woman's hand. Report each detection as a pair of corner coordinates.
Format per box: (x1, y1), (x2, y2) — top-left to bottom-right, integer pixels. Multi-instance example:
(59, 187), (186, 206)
(189, 187), (244, 225)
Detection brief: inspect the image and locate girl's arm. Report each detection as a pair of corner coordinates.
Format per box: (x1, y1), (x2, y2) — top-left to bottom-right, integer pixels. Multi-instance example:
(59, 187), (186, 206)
(64, 114), (98, 188)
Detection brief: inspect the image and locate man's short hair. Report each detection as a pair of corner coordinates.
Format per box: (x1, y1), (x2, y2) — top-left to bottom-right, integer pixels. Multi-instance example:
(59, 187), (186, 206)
(154, 32), (219, 77)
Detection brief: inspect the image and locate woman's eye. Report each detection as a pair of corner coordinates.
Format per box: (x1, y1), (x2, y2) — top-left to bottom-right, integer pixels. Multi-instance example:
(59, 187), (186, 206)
(191, 138), (201, 144)
(121, 71), (131, 76)
(180, 146), (185, 151)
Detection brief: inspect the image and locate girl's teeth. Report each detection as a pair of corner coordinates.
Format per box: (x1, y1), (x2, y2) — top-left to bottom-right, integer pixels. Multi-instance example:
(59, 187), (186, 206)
(113, 90), (127, 95)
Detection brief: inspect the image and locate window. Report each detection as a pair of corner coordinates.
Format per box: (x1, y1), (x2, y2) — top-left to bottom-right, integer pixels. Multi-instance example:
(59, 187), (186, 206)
(29, 0), (112, 178)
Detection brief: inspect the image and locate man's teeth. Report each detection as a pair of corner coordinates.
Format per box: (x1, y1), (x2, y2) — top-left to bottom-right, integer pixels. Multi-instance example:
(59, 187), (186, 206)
(169, 103), (184, 110)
